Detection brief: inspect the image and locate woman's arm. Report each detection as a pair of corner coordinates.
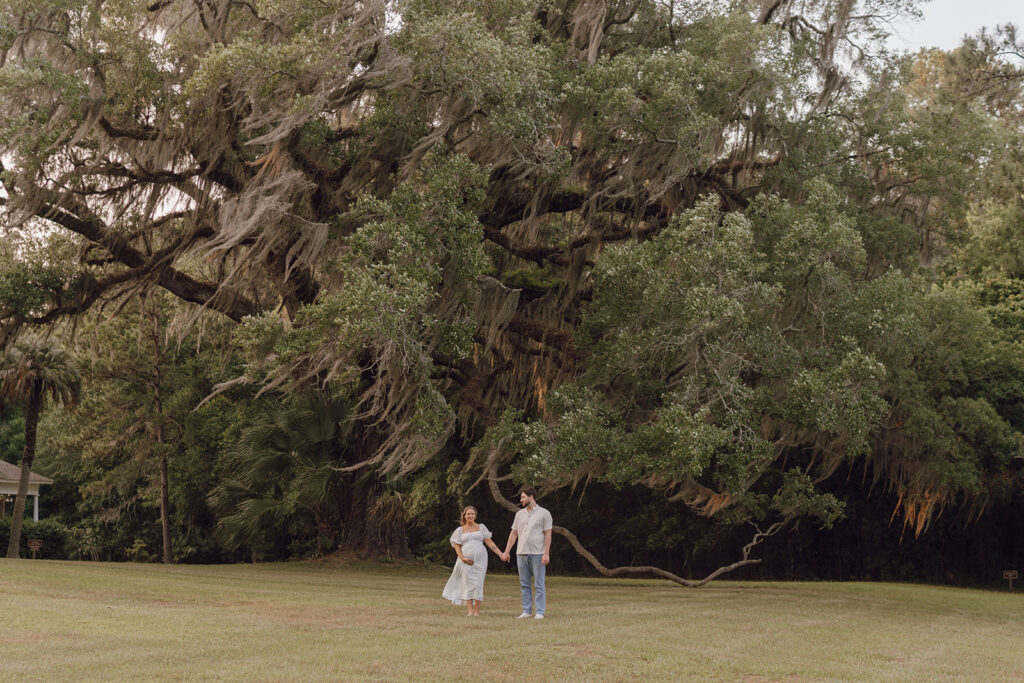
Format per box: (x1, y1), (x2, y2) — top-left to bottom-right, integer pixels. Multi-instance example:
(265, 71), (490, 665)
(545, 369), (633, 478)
(454, 543), (473, 565)
(485, 537), (502, 556)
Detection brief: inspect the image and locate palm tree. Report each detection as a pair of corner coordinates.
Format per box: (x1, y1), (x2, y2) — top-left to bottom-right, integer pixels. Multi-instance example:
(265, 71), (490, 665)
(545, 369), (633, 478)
(208, 397), (351, 559)
(205, 396), (405, 560)
(1, 336), (81, 558)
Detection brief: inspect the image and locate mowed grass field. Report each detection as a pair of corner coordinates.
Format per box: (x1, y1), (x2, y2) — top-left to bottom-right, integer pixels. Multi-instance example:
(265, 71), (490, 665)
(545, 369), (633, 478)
(1, 559), (1022, 681)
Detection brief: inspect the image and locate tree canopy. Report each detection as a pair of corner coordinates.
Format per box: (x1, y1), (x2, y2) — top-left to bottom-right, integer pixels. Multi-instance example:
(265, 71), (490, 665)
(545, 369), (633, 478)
(1, 0), (1023, 577)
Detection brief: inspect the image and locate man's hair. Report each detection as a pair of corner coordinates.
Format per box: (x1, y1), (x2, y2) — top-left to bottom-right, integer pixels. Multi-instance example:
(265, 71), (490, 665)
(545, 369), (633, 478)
(521, 486), (538, 500)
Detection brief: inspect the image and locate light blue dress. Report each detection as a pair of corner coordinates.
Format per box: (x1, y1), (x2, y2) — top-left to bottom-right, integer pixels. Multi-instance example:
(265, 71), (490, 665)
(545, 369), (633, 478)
(442, 524), (493, 604)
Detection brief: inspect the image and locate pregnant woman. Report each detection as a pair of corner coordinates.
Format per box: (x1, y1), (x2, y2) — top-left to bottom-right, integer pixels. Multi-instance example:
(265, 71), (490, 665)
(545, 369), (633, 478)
(442, 506), (503, 616)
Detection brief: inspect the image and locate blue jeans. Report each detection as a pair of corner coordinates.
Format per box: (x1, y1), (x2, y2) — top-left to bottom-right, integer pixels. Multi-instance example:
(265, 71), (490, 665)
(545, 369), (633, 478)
(517, 554), (546, 616)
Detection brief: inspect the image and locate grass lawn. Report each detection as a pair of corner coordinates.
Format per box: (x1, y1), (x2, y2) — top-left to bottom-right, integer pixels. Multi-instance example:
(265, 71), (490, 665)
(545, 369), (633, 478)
(1, 559), (1022, 681)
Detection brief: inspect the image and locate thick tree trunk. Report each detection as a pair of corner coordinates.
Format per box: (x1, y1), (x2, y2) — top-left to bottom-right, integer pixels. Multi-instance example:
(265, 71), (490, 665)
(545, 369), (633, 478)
(6, 387), (41, 559)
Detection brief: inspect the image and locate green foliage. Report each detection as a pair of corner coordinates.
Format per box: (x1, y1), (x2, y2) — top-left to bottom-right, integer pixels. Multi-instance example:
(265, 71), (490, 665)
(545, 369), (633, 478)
(0, 60), (89, 172)
(0, 0), (1023, 576)
(208, 396), (354, 559)
(125, 538), (158, 563)
(977, 277), (1024, 338)
(35, 293), (242, 562)
(232, 153), (491, 474)
(0, 405), (25, 463)
(396, 3), (562, 172)
(490, 176), (1024, 535)
(0, 231), (82, 319)
(0, 335), (81, 411)
(0, 516), (72, 559)
(0, 334), (82, 556)
(782, 347), (888, 457)
(500, 267), (562, 301)
(770, 470), (845, 529)
(403, 465), (445, 526)
(960, 201), (1024, 279)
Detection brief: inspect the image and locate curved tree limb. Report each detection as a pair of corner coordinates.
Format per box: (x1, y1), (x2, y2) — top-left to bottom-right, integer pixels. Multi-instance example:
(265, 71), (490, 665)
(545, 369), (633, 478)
(486, 466), (782, 588)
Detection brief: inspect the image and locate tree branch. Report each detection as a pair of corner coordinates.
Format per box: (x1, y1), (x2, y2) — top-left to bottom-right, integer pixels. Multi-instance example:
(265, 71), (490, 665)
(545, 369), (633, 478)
(97, 117), (161, 141)
(486, 467), (781, 588)
(34, 199), (258, 321)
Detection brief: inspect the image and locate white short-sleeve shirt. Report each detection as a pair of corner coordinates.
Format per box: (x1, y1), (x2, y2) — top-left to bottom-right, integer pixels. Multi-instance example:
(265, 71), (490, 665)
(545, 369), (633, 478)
(512, 505), (553, 555)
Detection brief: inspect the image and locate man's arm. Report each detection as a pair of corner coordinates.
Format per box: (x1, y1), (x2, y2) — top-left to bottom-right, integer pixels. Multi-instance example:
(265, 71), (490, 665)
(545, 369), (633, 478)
(542, 528), (552, 566)
(502, 529), (518, 562)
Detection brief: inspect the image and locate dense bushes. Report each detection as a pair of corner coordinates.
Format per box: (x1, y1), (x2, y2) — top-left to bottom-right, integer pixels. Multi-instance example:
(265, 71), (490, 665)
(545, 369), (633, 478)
(0, 518), (70, 559)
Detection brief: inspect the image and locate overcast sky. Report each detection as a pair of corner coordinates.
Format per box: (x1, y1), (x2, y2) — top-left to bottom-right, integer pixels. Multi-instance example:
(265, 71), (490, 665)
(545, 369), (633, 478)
(889, 0), (1024, 52)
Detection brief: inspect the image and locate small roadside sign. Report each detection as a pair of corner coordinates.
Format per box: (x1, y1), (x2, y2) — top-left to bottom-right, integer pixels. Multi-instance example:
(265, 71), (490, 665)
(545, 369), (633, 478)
(27, 539), (42, 559)
(1004, 570), (1018, 590)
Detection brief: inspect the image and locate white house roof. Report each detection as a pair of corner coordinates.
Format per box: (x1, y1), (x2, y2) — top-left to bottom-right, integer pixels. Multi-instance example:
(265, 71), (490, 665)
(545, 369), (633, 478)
(0, 459), (53, 485)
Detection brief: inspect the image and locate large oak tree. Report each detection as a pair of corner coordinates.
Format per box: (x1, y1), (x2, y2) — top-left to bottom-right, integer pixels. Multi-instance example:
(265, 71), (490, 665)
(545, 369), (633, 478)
(1, 0), (1022, 570)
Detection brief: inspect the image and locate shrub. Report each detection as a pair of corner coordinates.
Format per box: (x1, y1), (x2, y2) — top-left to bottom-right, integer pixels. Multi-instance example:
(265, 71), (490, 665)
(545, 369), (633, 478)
(0, 517), (71, 559)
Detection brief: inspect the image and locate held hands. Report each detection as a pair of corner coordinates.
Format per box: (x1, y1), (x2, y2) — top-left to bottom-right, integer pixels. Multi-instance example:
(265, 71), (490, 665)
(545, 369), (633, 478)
(500, 551), (510, 563)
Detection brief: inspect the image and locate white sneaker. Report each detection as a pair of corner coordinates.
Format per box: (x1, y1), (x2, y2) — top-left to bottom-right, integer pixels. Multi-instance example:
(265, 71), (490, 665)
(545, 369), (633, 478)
(534, 614), (544, 620)
(516, 612), (532, 618)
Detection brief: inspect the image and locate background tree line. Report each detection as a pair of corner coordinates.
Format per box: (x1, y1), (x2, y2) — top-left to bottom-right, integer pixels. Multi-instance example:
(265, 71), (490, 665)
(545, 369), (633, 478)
(0, 0), (1021, 584)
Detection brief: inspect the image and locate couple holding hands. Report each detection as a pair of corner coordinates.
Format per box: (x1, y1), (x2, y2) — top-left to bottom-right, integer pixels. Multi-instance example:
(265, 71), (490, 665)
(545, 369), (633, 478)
(441, 487), (552, 619)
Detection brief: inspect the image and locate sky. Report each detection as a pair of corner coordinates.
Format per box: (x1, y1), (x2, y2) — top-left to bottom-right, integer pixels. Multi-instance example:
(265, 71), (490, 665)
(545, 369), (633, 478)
(889, 0), (1024, 52)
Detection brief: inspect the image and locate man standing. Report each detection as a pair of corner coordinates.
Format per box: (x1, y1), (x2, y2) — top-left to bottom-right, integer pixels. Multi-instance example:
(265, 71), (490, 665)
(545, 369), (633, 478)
(501, 487), (553, 620)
